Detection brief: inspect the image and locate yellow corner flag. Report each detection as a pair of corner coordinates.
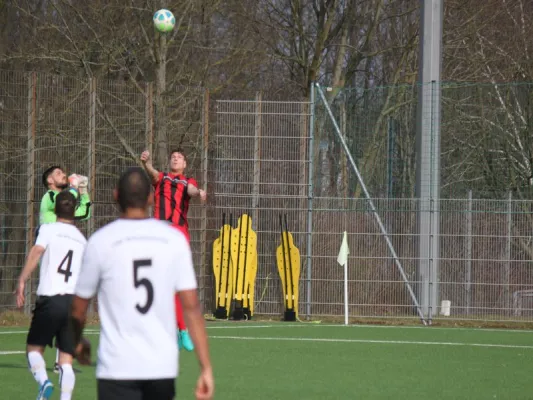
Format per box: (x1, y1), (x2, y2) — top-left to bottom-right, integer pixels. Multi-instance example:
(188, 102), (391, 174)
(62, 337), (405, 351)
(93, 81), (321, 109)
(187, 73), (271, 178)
(337, 231), (350, 266)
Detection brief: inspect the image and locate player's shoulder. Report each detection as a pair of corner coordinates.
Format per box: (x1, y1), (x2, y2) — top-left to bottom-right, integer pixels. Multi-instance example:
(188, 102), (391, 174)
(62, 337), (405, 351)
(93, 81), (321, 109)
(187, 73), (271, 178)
(88, 219), (121, 242)
(44, 221), (85, 238)
(145, 219), (189, 246)
(38, 221), (62, 232)
(88, 218), (182, 242)
(37, 223), (52, 235)
(40, 190), (56, 202)
(186, 175), (198, 185)
(155, 171), (165, 182)
(64, 223), (87, 242)
(147, 218), (183, 236)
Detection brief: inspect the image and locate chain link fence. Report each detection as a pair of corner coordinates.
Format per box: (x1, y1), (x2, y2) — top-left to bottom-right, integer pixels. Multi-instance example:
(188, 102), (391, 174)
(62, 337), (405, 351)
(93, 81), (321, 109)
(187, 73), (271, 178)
(1, 70), (533, 323)
(0, 71), (207, 312)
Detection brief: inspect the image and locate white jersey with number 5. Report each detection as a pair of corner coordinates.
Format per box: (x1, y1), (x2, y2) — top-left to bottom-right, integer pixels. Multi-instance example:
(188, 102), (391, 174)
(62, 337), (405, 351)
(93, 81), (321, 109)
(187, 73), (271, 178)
(74, 218), (197, 380)
(35, 222), (87, 296)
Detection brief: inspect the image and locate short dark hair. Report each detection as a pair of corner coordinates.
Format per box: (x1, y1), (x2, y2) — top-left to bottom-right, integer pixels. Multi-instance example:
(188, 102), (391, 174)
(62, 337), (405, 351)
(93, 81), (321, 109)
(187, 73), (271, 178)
(42, 165), (62, 188)
(117, 167), (151, 212)
(169, 149), (187, 161)
(55, 190), (76, 220)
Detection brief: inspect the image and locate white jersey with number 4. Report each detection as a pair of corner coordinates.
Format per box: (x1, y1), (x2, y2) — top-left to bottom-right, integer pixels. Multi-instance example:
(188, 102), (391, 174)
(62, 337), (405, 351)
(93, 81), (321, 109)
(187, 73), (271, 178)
(74, 218), (197, 380)
(35, 222), (87, 296)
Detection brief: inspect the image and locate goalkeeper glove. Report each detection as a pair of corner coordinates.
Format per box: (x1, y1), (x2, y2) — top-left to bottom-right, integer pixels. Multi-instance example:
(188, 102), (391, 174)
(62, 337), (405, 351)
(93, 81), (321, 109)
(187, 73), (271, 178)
(77, 175), (89, 195)
(68, 174), (80, 189)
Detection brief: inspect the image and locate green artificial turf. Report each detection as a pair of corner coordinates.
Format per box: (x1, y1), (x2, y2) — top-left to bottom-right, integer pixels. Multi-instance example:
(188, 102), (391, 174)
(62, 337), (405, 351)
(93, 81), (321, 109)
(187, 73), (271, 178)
(0, 322), (532, 399)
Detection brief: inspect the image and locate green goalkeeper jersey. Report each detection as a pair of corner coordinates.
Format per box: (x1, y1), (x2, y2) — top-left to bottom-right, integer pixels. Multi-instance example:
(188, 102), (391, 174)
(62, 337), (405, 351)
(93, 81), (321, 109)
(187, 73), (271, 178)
(39, 188), (91, 225)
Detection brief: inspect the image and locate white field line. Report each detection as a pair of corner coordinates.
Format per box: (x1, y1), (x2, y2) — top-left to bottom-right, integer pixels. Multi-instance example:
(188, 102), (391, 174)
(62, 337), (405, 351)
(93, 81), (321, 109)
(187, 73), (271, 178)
(205, 325), (303, 329)
(1, 322), (533, 335)
(2, 333), (531, 355)
(209, 335), (533, 350)
(322, 323), (533, 334)
(0, 325), (301, 335)
(212, 322), (533, 334)
(1, 323), (532, 354)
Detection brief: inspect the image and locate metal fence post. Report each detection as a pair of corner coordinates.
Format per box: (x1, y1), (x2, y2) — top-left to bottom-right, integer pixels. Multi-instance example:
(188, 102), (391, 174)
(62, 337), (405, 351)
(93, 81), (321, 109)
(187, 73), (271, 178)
(505, 191), (512, 314)
(88, 77), (96, 236)
(299, 100), (309, 318)
(200, 88), (209, 308)
(466, 190), (472, 315)
(24, 71), (37, 315)
(145, 82), (154, 155)
(252, 91), (262, 230)
(87, 77), (96, 315)
(416, 0), (443, 321)
(306, 83), (315, 319)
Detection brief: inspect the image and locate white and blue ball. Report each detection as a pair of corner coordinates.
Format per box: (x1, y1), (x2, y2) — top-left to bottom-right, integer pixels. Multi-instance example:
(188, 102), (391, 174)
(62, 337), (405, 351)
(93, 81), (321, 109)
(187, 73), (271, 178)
(153, 9), (176, 33)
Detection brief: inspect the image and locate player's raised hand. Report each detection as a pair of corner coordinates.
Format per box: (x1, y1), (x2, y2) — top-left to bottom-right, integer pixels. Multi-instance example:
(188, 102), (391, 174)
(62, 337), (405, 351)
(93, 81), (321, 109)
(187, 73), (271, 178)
(77, 175), (88, 187)
(77, 175), (89, 195)
(68, 174), (80, 189)
(140, 150), (151, 164)
(14, 280), (25, 308)
(195, 367), (214, 400)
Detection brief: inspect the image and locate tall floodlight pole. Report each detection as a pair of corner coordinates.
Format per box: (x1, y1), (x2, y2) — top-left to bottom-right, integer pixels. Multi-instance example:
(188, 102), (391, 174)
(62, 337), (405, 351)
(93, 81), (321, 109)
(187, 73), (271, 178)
(415, 0), (443, 323)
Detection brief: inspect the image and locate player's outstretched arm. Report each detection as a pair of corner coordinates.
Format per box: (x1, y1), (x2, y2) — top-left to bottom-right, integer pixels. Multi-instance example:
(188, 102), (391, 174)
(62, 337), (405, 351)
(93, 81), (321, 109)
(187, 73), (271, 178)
(187, 183), (207, 203)
(70, 296), (92, 365)
(67, 175), (92, 221)
(140, 150), (160, 184)
(14, 245), (45, 308)
(70, 235), (100, 365)
(74, 193), (92, 221)
(180, 289), (214, 400)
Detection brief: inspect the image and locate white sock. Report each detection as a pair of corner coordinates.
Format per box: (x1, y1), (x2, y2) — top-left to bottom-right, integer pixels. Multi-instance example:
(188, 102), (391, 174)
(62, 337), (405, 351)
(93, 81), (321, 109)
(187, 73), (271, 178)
(27, 351), (48, 386)
(59, 364), (75, 400)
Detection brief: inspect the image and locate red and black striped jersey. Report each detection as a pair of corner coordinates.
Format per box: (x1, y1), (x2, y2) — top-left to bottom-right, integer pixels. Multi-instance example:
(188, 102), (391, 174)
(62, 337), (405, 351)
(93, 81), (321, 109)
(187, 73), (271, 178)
(153, 172), (198, 231)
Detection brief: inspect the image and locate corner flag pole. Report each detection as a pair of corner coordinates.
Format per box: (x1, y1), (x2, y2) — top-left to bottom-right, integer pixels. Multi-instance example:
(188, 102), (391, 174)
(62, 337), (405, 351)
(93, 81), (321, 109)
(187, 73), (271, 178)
(337, 231), (350, 326)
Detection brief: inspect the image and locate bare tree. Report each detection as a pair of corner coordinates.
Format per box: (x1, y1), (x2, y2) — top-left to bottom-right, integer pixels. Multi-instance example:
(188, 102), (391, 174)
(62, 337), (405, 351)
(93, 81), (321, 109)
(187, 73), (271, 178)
(440, 0), (533, 197)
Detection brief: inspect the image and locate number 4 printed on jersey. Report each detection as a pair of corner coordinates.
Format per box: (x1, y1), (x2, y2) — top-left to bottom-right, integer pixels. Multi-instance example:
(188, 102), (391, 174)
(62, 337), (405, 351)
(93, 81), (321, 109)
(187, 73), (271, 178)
(57, 250), (74, 283)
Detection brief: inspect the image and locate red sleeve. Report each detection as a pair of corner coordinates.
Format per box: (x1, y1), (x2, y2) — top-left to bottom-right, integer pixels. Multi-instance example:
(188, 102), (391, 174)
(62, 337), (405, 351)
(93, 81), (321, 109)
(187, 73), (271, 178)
(154, 172), (164, 187)
(188, 177), (198, 188)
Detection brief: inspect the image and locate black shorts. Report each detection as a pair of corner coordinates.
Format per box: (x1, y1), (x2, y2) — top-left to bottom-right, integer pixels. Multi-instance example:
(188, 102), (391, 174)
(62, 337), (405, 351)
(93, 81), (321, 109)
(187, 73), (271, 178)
(97, 379), (175, 400)
(26, 294), (75, 356)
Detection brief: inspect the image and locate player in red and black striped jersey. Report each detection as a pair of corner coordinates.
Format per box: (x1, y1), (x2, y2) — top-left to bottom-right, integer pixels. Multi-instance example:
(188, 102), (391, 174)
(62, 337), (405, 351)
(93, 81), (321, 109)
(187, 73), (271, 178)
(140, 149), (206, 352)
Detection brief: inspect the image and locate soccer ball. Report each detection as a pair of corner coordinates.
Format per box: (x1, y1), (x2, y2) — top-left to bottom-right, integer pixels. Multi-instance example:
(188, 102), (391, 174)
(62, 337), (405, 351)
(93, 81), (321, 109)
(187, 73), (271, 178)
(153, 9), (176, 33)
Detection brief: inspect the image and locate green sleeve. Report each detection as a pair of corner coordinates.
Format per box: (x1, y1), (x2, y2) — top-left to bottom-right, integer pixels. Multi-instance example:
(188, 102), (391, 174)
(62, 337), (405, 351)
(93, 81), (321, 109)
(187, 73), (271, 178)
(40, 189), (92, 223)
(39, 191), (57, 224)
(74, 192), (92, 221)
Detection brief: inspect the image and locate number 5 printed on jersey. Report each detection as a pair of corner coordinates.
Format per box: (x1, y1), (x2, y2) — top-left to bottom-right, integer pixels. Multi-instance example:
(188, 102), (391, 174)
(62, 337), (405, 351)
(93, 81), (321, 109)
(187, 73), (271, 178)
(133, 259), (154, 314)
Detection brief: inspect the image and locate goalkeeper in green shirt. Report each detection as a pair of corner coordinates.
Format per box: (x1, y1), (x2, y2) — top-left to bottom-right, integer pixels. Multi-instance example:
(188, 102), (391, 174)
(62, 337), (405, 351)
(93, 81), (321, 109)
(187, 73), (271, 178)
(38, 165), (91, 374)
(39, 165), (91, 225)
